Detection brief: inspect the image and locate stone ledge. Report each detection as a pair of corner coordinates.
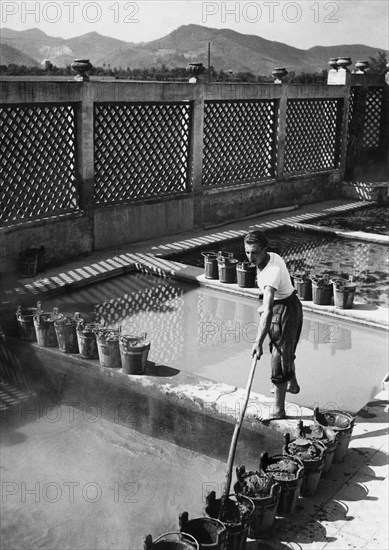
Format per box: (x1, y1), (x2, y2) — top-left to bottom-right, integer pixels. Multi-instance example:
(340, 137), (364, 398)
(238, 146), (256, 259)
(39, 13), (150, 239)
(3, 336), (311, 458)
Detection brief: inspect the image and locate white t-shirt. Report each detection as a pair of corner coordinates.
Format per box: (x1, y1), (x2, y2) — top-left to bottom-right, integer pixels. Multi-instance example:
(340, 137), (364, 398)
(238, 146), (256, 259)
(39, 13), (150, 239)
(256, 252), (294, 300)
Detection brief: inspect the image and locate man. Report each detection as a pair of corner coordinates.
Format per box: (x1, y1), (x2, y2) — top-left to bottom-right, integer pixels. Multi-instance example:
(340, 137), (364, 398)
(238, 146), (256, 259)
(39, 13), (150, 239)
(244, 230), (303, 420)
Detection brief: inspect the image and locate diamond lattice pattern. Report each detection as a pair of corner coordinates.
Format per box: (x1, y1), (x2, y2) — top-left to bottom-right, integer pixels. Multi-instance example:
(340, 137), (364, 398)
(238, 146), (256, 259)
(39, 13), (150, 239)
(362, 87), (383, 148)
(94, 102), (191, 205)
(284, 99), (341, 173)
(0, 104), (79, 226)
(202, 100), (275, 186)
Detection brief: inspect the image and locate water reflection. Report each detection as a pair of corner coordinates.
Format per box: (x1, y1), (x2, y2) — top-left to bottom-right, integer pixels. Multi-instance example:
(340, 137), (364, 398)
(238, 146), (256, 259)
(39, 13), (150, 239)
(41, 272), (388, 414)
(302, 319), (352, 354)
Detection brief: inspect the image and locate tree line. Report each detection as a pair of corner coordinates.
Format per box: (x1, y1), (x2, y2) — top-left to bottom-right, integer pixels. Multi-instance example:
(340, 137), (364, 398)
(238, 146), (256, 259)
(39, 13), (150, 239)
(0, 51), (386, 82)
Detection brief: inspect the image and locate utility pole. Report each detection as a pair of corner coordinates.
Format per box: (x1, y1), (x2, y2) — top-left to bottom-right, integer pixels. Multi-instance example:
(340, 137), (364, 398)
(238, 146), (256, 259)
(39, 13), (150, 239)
(208, 42), (211, 83)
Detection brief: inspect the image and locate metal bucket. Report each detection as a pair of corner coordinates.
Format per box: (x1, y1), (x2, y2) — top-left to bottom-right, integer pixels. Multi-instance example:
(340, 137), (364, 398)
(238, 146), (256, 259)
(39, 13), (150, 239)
(33, 308), (62, 347)
(294, 278), (312, 301)
(283, 434), (326, 496)
(245, 484), (280, 537)
(297, 420), (338, 475)
(333, 282), (357, 309)
(217, 258), (238, 284)
(119, 333), (150, 374)
(54, 314), (80, 353)
(205, 492), (254, 550)
(236, 262), (256, 288)
(179, 512), (227, 549)
(95, 327), (121, 368)
(16, 302), (42, 341)
(234, 464), (280, 537)
(202, 252), (219, 280)
(144, 532), (199, 550)
(311, 281), (333, 305)
(314, 409), (355, 463)
(263, 454), (305, 516)
(76, 321), (99, 359)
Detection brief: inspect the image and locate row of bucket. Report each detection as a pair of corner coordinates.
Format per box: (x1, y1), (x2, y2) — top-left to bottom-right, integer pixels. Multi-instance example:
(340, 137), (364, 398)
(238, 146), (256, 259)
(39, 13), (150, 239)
(145, 409), (355, 549)
(202, 252), (256, 287)
(295, 275), (357, 309)
(15, 303), (150, 375)
(202, 251), (357, 309)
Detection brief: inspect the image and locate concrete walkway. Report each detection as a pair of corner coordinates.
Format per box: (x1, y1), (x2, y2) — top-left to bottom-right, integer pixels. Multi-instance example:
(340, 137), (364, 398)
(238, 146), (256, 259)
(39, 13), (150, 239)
(246, 387), (389, 550)
(1, 199), (388, 330)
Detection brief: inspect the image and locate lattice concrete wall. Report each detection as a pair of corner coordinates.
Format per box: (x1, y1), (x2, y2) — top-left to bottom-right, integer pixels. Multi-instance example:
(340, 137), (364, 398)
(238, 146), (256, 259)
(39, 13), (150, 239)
(202, 100), (275, 186)
(0, 104), (79, 225)
(0, 77), (387, 269)
(94, 102), (191, 206)
(284, 99), (342, 174)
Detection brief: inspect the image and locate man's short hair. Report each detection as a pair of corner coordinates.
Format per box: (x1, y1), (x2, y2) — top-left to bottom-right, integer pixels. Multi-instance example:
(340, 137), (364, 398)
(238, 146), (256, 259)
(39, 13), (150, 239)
(244, 230), (269, 249)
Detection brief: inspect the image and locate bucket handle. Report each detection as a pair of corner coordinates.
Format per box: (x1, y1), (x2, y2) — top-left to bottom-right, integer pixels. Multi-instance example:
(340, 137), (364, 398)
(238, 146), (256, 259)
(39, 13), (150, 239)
(153, 532), (199, 549)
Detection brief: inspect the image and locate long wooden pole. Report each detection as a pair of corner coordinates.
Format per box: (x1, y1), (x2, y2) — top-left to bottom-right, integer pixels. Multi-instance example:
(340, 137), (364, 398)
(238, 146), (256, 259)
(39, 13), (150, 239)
(219, 356), (258, 519)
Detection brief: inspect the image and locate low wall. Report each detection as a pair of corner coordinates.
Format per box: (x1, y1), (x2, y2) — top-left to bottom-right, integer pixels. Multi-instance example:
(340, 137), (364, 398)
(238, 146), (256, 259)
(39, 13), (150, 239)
(341, 181), (389, 203)
(94, 194), (194, 250)
(0, 211), (93, 273)
(195, 173), (340, 227)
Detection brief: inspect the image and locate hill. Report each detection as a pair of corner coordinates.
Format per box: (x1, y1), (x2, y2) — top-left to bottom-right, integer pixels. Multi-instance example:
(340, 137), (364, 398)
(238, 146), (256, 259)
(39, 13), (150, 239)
(0, 43), (39, 67)
(0, 25), (385, 75)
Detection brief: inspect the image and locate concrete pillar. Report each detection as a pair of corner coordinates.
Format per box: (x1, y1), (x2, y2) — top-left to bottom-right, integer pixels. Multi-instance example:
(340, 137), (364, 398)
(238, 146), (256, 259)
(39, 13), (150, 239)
(189, 85), (205, 191)
(75, 83), (95, 243)
(275, 85), (288, 179)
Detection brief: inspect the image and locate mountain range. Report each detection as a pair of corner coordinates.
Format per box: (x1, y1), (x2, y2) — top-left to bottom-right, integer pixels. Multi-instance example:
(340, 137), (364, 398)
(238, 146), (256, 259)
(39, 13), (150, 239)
(0, 25), (385, 75)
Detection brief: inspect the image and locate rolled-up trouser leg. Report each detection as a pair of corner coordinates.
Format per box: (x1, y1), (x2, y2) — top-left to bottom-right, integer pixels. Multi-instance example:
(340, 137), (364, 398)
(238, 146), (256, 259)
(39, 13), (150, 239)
(270, 295), (303, 385)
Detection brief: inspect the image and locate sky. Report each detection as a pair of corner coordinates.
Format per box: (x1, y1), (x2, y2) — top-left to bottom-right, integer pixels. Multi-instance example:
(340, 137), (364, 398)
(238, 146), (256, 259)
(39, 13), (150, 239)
(1, 0), (388, 50)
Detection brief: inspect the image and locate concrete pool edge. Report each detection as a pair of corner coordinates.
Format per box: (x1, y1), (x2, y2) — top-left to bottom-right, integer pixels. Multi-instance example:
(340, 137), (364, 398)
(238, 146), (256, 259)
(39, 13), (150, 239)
(2, 256), (387, 333)
(2, 335), (313, 458)
(1, 199), (388, 331)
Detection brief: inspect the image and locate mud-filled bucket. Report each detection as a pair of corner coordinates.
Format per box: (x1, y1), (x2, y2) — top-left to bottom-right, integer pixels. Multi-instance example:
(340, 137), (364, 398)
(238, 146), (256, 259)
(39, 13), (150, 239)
(202, 252), (219, 280)
(283, 433), (326, 496)
(17, 255), (38, 278)
(76, 321), (98, 359)
(179, 512), (227, 549)
(33, 308), (62, 347)
(294, 277), (312, 301)
(16, 302), (42, 341)
(54, 313), (80, 353)
(17, 246), (45, 277)
(1, 308), (19, 337)
(314, 409), (355, 463)
(119, 332), (150, 374)
(298, 418), (338, 475)
(234, 463), (281, 537)
(262, 453), (305, 516)
(217, 257), (238, 284)
(236, 262), (256, 288)
(144, 532), (199, 550)
(95, 327), (121, 368)
(205, 491), (254, 550)
(311, 276), (333, 305)
(332, 280), (357, 309)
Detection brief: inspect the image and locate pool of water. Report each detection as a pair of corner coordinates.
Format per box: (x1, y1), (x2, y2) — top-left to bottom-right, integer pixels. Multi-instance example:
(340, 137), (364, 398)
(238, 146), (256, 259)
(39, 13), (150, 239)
(169, 228), (389, 308)
(41, 271), (388, 415)
(310, 205), (389, 236)
(1, 397), (228, 550)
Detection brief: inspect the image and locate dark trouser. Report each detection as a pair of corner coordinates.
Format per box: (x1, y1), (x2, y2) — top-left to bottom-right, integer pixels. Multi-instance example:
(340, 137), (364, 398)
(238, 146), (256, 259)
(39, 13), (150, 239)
(268, 292), (303, 386)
